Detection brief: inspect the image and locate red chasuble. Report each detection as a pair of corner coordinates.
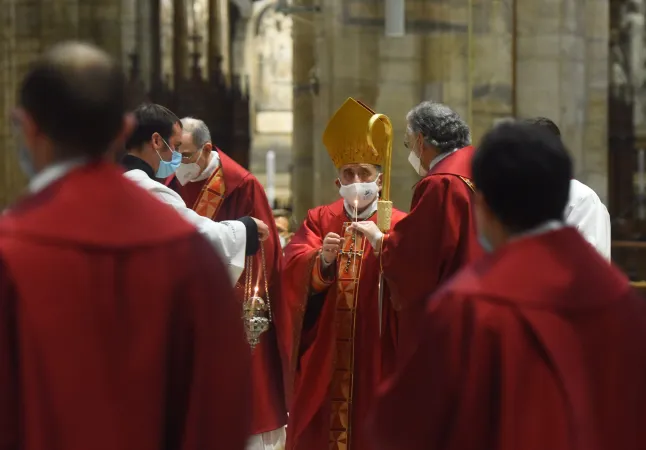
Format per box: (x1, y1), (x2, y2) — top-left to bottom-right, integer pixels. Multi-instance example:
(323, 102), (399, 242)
(380, 145), (483, 354)
(0, 162), (251, 450)
(369, 227), (646, 450)
(171, 150), (287, 435)
(283, 198), (405, 450)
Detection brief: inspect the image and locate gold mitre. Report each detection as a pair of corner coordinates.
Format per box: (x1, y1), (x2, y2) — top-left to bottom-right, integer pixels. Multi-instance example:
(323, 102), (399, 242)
(322, 97), (390, 169)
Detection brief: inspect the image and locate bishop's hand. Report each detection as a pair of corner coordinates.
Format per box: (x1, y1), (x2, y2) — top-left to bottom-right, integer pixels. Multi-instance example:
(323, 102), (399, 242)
(321, 232), (344, 265)
(349, 221), (383, 250)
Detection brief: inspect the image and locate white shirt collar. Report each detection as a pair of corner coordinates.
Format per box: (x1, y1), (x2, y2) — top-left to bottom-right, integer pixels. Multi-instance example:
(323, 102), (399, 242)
(29, 157), (88, 194)
(193, 151), (221, 183)
(428, 148), (458, 172)
(344, 198), (378, 220)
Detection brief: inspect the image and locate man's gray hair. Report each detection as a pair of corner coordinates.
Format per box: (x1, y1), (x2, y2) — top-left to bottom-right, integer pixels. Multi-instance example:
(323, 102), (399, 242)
(406, 101), (471, 153)
(181, 117), (212, 148)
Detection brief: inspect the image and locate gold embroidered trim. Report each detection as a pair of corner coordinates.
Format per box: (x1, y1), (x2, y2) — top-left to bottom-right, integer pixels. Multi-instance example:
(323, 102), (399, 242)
(458, 175), (476, 193)
(329, 222), (366, 450)
(193, 165), (226, 219)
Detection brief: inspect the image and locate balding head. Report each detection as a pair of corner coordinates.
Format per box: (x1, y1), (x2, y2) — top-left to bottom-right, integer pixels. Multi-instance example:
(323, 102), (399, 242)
(16, 41), (130, 166)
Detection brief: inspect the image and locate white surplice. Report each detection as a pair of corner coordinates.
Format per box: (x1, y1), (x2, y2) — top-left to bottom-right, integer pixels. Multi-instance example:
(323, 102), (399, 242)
(123, 168), (246, 284)
(246, 426), (286, 450)
(565, 179), (611, 261)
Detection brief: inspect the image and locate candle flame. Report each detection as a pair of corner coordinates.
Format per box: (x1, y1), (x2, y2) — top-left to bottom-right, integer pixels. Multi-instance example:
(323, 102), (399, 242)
(254, 286), (259, 296)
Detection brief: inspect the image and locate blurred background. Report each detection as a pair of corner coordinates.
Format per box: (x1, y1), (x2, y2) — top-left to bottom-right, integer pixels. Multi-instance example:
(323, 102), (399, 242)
(4, 0), (646, 280)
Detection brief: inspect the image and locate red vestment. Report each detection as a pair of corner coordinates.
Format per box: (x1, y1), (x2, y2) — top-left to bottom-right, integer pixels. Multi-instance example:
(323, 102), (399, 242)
(283, 199), (405, 450)
(170, 150), (287, 435)
(369, 227), (646, 450)
(380, 146), (483, 353)
(0, 162), (250, 450)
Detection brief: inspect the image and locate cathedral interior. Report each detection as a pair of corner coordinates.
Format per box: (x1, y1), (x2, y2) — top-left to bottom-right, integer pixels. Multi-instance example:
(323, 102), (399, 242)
(4, 0), (646, 280)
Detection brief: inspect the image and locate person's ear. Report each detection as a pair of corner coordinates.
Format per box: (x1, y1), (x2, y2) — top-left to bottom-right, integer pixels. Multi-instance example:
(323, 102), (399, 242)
(376, 173), (383, 191)
(151, 132), (162, 150)
(335, 178), (341, 189)
(203, 142), (213, 155)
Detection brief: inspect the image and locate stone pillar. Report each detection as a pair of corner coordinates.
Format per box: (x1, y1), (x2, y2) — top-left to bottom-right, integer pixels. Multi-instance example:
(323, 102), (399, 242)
(137, 0), (153, 88)
(79, 0), (122, 58)
(582, 0), (609, 202)
(515, 0), (608, 202)
(173, 0), (189, 86)
(291, 0), (317, 222)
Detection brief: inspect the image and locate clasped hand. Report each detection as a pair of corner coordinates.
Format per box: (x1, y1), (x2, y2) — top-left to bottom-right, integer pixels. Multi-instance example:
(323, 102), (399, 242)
(321, 232), (344, 264)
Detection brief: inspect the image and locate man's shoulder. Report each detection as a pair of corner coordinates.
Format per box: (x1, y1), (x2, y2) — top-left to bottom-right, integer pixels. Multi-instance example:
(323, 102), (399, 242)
(305, 199), (344, 225)
(124, 169), (184, 201)
(219, 151), (253, 190)
(419, 172), (473, 189)
(569, 179), (602, 203)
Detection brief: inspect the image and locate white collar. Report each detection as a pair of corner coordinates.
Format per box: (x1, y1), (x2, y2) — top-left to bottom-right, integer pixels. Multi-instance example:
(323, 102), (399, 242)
(428, 148), (458, 172)
(29, 157), (88, 194)
(193, 151), (221, 183)
(344, 198), (378, 220)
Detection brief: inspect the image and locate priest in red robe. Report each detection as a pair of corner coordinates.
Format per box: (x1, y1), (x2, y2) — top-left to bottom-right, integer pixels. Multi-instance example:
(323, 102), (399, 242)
(1, 42), (251, 450)
(166, 117), (287, 450)
(283, 98), (406, 450)
(351, 101), (483, 354)
(368, 121), (646, 450)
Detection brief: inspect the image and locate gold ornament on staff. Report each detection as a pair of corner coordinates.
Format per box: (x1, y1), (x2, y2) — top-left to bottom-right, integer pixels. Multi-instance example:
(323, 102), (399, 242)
(366, 113), (393, 336)
(367, 114), (393, 233)
(242, 243), (272, 351)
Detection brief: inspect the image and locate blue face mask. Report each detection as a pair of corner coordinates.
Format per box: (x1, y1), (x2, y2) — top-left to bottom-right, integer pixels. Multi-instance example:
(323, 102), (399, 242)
(478, 233), (494, 253)
(155, 139), (182, 178)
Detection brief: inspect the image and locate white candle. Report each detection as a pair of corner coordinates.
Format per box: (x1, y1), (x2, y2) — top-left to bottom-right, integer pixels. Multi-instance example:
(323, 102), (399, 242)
(353, 198), (358, 272)
(266, 150), (276, 209)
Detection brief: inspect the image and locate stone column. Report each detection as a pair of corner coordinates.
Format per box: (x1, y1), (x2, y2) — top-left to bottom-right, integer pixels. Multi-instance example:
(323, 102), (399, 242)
(79, 0), (122, 58)
(207, 0), (231, 81)
(582, 0), (609, 202)
(515, 0), (608, 202)
(291, 0), (317, 222)
(173, 0), (189, 86)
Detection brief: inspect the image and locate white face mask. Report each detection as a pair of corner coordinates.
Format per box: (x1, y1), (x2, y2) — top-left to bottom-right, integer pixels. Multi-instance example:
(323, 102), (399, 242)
(175, 150), (203, 185)
(408, 150), (427, 177)
(338, 180), (379, 209)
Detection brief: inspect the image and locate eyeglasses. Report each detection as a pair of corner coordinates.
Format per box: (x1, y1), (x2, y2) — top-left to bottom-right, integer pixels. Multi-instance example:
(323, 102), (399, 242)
(181, 148), (203, 161)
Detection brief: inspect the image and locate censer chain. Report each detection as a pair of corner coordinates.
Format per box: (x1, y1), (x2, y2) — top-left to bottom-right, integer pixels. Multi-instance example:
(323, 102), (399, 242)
(244, 243), (272, 322)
